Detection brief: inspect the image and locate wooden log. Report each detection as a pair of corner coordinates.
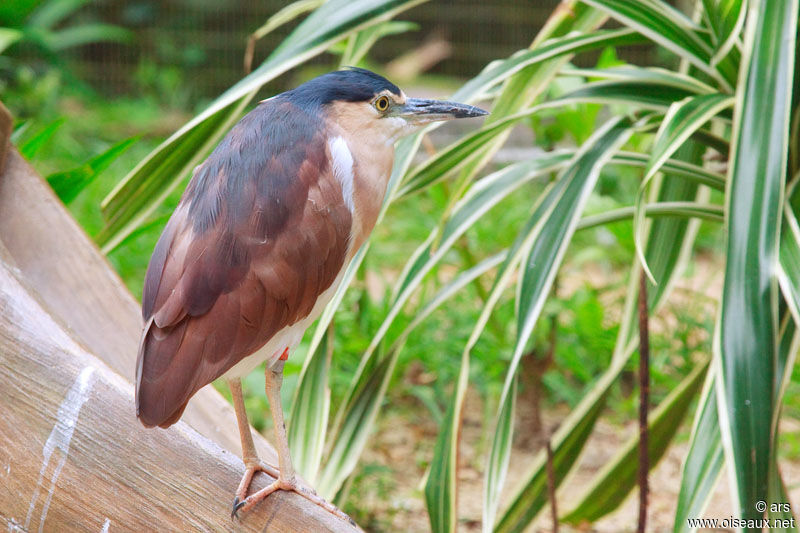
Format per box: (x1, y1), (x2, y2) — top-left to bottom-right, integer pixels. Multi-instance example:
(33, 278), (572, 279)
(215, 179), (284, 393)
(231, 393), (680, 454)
(0, 259), (354, 532)
(0, 102), (359, 532)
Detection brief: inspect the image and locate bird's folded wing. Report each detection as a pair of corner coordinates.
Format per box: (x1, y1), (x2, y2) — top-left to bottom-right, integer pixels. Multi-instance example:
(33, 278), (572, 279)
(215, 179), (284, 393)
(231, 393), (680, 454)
(135, 101), (352, 428)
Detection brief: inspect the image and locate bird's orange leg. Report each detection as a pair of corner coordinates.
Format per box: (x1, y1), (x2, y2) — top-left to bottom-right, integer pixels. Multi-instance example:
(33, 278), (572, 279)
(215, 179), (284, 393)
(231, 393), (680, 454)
(230, 358), (353, 525)
(227, 378), (280, 508)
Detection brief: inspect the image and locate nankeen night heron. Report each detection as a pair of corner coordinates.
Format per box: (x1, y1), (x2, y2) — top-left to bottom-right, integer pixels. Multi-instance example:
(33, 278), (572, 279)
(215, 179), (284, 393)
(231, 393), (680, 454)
(134, 67), (487, 520)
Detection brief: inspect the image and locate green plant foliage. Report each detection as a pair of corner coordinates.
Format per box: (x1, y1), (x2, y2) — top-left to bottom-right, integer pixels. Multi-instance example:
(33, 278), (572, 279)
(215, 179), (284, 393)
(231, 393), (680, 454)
(716, 0), (797, 523)
(47, 138), (137, 204)
(563, 360), (709, 523)
(0, 0), (132, 60)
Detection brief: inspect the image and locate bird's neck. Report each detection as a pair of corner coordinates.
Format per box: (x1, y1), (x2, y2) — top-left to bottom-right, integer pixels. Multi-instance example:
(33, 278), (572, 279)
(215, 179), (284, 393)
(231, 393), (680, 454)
(331, 125), (395, 256)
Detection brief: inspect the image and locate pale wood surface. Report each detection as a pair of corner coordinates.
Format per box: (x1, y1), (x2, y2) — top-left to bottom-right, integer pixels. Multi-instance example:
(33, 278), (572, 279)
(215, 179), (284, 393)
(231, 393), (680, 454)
(0, 259), (350, 532)
(0, 99), (358, 532)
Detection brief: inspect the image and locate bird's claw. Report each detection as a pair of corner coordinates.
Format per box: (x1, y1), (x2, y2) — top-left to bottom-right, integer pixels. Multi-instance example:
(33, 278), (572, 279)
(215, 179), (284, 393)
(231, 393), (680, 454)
(231, 496), (245, 519)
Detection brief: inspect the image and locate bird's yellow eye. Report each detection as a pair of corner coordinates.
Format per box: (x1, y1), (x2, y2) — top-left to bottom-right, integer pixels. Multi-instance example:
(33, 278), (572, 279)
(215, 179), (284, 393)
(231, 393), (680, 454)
(374, 95), (390, 112)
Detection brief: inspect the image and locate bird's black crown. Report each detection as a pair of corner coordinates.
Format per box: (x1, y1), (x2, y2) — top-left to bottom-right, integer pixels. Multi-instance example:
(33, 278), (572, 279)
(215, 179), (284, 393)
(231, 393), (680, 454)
(283, 67), (401, 109)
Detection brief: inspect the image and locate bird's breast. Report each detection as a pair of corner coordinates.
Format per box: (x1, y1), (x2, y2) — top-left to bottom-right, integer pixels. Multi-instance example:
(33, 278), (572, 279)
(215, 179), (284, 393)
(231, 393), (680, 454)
(334, 134), (394, 252)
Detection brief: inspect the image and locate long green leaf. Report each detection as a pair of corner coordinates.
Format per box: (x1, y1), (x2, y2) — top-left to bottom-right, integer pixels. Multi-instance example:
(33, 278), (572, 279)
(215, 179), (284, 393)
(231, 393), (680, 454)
(768, 312), (799, 530)
(97, 0), (427, 252)
(453, 28), (646, 103)
(316, 347), (398, 499)
(425, 347), (469, 533)
(316, 252), (504, 499)
(429, 3), (608, 238)
(497, 137), (709, 533)
(634, 93), (734, 282)
(778, 207), (800, 326)
(45, 24), (133, 50)
(701, 0), (746, 65)
(675, 303), (798, 532)
(561, 65), (717, 94)
(576, 201), (724, 230)
(28, 0), (89, 29)
(771, 208), (800, 529)
(248, 0), (326, 42)
(610, 150), (725, 191)
(339, 20), (417, 66)
(399, 107), (551, 197)
(673, 368), (725, 532)
(486, 116), (633, 532)
(47, 137), (137, 204)
(372, 156), (570, 375)
(424, 7), (612, 530)
(580, 0), (730, 89)
(494, 359), (622, 533)
(563, 360), (709, 523)
(18, 118), (63, 159)
(715, 0), (797, 524)
(554, 80), (706, 111)
(327, 155), (570, 456)
(288, 323), (333, 484)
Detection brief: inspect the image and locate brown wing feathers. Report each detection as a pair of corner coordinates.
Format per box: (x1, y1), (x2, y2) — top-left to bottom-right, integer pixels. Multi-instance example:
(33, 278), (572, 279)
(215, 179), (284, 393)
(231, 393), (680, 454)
(136, 100), (352, 428)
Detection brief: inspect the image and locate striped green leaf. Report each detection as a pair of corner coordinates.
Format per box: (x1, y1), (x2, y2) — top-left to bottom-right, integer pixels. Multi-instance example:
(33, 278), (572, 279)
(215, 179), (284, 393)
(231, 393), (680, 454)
(316, 252), (504, 499)
(634, 93), (734, 282)
(580, 0), (730, 89)
(676, 304), (798, 532)
(376, 155), (570, 366)
(247, 0), (326, 43)
(338, 20), (417, 66)
(673, 369), (725, 533)
(563, 360), (709, 523)
(432, 3), (608, 222)
(399, 106), (549, 197)
(97, 0), (427, 252)
(453, 28), (646, 103)
(494, 360), (620, 533)
(716, 0), (797, 524)
(778, 207), (800, 325)
(610, 151), (725, 191)
(288, 324), (333, 484)
(561, 65), (717, 94)
(496, 138), (709, 533)
(429, 9), (612, 528)
(327, 156), (570, 455)
(576, 201), (724, 230)
(47, 137), (137, 204)
(426, 348), (469, 533)
(701, 0), (746, 64)
(486, 116), (633, 532)
(554, 80), (704, 111)
(316, 347), (399, 499)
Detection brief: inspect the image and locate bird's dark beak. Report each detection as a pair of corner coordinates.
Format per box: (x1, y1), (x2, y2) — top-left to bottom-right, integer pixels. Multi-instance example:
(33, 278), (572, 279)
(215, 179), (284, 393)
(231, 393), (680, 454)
(394, 98), (489, 125)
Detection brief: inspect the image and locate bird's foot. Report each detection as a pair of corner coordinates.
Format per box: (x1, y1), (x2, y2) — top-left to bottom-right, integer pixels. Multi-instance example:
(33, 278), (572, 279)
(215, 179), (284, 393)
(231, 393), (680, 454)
(231, 460), (279, 518)
(231, 468), (353, 526)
